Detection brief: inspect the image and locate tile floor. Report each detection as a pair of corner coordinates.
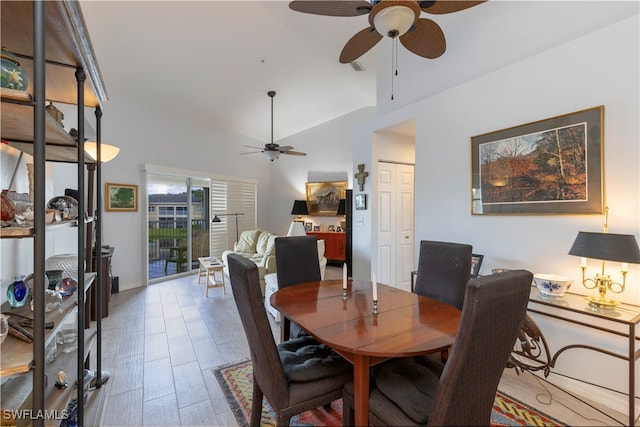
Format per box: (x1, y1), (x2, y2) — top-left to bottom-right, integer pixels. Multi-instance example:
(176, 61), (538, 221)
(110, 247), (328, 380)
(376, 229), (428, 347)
(94, 266), (631, 426)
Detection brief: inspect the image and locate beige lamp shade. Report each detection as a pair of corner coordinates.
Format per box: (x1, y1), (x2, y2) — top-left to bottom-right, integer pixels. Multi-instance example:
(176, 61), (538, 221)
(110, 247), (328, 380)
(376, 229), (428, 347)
(84, 142), (120, 163)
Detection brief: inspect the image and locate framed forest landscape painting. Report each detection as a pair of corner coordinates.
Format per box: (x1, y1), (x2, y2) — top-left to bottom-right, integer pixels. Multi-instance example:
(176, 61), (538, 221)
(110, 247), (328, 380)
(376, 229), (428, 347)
(471, 106), (604, 215)
(106, 183), (138, 212)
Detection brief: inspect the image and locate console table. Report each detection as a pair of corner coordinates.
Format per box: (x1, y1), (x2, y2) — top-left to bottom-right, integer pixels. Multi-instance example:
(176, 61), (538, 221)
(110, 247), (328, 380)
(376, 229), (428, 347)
(306, 231), (346, 262)
(511, 287), (640, 426)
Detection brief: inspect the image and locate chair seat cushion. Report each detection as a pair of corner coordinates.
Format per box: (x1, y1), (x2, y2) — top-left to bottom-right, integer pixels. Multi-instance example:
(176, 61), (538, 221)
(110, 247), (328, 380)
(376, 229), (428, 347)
(278, 336), (351, 382)
(373, 357), (442, 424)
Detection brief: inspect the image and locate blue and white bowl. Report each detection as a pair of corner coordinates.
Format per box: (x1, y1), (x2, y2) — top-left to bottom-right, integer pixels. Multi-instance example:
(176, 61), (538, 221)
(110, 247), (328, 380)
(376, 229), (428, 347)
(534, 274), (573, 297)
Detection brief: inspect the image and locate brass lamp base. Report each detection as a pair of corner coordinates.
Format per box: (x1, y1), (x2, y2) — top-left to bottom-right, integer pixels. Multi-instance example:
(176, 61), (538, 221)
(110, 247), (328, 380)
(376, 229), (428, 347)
(586, 296), (619, 308)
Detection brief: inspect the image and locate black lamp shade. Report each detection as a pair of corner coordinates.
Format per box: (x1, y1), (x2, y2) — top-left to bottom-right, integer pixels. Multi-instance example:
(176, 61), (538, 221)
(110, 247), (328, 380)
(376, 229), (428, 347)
(291, 200), (309, 216)
(336, 199), (346, 216)
(568, 231), (640, 263)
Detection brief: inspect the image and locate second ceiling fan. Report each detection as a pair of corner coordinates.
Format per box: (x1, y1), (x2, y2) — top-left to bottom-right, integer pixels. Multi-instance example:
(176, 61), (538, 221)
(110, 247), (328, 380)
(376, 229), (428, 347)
(242, 91), (307, 161)
(289, 0), (486, 63)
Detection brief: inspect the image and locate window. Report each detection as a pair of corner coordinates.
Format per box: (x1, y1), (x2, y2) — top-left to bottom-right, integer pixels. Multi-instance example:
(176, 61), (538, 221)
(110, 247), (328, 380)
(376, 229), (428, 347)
(159, 206), (174, 216)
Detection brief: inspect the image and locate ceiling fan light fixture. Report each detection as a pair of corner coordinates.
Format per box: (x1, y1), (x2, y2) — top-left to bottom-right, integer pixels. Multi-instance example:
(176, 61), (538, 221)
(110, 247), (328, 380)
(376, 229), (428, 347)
(264, 150), (280, 161)
(373, 3), (419, 37)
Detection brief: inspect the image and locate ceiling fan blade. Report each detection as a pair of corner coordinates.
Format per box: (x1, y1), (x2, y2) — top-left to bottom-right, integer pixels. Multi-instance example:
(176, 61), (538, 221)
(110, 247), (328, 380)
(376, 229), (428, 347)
(289, 1), (371, 17)
(339, 27), (383, 63)
(244, 145), (266, 150)
(277, 146), (295, 152)
(420, 0), (486, 15)
(240, 151), (262, 155)
(400, 18), (446, 59)
(281, 150), (307, 156)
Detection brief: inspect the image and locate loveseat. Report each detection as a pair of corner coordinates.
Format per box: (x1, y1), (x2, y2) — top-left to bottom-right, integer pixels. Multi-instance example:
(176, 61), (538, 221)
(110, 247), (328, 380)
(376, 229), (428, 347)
(222, 229), (277, 295)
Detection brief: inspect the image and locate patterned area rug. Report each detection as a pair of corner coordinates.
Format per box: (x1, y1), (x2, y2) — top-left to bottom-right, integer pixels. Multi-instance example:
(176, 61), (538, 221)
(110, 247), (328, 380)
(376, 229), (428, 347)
(213, 359), (564, 426)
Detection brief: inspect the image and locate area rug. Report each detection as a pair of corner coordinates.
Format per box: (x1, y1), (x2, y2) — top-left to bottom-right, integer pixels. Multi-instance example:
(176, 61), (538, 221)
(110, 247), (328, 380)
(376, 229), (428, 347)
(213, 359), (564, 427)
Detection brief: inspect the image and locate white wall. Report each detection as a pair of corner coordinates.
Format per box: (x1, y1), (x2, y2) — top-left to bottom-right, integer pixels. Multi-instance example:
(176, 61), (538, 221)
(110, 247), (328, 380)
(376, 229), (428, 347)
(354, 13), (639, 408)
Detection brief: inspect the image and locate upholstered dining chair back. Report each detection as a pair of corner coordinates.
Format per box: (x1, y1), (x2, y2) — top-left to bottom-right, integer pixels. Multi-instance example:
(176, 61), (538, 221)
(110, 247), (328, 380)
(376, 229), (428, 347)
(346, 270), (533, 426)
(414, 240), (473, 310)
(228, 253), (352, 427)
(227, 254), (289, 411)
(427, 270), (532, 425)
(275, 235), (321, 288)
(275, 235), (321, 340)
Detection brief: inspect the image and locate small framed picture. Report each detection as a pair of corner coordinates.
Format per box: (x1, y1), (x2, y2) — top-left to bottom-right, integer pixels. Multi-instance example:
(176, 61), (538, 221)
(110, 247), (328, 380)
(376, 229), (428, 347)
(304, 222), (312, 231)
(355, 193), (367, 210)
(471, 254), (484, 278)
(106, 183), (138, 212)
(313, 225), (320, 231)
(328, 225), (335, 232)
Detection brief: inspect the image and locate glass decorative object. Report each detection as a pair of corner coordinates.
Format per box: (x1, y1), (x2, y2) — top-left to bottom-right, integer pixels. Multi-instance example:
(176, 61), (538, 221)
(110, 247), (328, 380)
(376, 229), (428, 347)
(7, 275), (30, 308)
(45, 254), (79, 280)
(45, 269), (64, 290)
(0, 314), (8, 344)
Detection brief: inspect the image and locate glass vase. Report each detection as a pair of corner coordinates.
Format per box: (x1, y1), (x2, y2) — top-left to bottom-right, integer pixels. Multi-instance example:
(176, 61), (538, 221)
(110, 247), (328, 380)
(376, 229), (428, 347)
(7, 275), (30, 308)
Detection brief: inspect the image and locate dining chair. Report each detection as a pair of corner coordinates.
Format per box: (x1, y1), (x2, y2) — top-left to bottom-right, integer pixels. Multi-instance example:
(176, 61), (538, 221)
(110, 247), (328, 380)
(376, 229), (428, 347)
(343, 269), (533, 426)
(413, 240), (473, 309)
(414, 240), (472, 362)
(274, 235), (322, 341)
(226, 253), (352, 427)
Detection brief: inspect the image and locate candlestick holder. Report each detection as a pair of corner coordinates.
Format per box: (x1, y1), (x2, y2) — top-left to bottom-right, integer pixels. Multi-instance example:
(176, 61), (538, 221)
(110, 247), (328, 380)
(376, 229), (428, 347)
(342, 290), (348, 301)
(372, 299), (379, 314)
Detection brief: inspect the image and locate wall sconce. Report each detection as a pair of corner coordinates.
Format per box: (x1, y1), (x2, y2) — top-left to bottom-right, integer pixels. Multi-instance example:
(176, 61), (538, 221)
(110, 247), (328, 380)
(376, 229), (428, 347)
(568, 231), (640, 307)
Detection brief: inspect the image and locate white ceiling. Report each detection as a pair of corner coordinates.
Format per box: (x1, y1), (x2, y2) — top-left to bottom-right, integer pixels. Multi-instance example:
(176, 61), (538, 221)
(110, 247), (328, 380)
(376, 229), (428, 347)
(79, 1), (639, 143)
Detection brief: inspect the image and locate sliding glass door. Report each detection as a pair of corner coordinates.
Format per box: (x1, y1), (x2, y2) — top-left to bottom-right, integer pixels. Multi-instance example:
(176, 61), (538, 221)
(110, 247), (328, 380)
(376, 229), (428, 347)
(147, 173), (210, 282)
(143, 164), (257, 285)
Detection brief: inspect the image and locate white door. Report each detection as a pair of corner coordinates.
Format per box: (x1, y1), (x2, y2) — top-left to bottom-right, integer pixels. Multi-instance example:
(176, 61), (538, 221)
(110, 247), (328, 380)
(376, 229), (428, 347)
(377, 162), (414, 291)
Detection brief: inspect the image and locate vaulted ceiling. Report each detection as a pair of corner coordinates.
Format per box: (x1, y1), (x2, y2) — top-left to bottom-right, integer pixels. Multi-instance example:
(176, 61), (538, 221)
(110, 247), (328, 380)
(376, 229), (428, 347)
(79, 1), (638, 142)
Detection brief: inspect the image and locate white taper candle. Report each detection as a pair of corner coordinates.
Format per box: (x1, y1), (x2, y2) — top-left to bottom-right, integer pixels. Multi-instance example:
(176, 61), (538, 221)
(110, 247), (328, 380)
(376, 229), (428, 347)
(372, 274), (378, 301)
(343, 263), (348, 289)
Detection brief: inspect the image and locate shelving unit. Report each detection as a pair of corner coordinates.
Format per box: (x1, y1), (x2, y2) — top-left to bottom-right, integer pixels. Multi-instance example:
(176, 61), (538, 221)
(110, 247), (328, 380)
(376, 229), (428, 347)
(1, 2), (108, 426)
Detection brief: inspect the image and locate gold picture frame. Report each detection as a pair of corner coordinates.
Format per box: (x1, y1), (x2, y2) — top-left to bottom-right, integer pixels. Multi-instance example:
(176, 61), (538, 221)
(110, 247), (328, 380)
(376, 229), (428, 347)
(106, 183), (138, 212)
(305, 181), (347, 216)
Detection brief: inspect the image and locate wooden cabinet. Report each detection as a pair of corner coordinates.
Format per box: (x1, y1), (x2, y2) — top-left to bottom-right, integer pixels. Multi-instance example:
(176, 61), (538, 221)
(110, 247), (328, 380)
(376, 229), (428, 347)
(307, 231), (346, 262)
(0, 2), (108, 425)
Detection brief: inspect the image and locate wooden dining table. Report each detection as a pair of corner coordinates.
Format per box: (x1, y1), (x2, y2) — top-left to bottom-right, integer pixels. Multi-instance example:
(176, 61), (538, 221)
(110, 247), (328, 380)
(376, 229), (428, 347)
(270, 279), (462, 427)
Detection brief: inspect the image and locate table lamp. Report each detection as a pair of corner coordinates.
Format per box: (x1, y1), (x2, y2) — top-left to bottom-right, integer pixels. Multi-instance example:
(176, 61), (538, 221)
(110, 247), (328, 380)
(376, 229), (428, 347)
(291, 200), (309, 220)
(568, 231), (640, 307)
(288, 200), (309, 236)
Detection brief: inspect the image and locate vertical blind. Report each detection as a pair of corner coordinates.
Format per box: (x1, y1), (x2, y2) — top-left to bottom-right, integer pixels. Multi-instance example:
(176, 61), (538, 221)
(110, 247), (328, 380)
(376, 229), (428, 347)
(210, 179), (257, 259)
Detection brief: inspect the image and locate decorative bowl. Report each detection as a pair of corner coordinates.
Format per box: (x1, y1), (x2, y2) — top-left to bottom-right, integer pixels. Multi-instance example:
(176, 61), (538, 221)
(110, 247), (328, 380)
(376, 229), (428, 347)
(533, 274), (573, 297)
(46, 195), (78, 221)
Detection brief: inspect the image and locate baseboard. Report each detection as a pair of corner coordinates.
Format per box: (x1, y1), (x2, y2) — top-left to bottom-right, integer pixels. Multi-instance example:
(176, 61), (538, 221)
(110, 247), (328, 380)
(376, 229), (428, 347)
(119, 281), (142, 292)
(536, 371), (633, 417)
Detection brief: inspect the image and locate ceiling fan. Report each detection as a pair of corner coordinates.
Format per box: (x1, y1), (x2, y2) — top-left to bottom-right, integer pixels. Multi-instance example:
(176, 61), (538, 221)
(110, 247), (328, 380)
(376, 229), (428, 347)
(289, 0), (486, 63)
(242, 91), (307, 161)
